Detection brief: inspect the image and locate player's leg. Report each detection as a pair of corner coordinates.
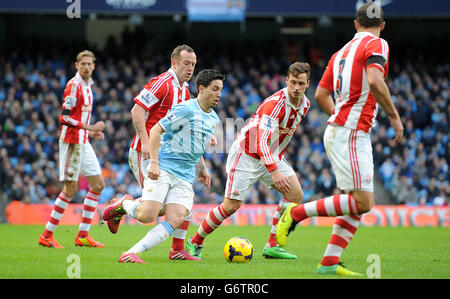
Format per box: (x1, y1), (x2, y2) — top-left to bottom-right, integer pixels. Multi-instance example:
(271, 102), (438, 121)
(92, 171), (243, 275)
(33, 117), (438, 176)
(128, 147), (190, 251)
(257, 157), (301, 258)
(122, 174), (196, 262)
(39, 143), (80, 248)
(119, 189), (165, 263)
(278, 126), (368, 244)
(278, 126), (371, 275)
(193, 196), (242, 244)
(262, 174), (302, 259)
(187, 196), (240, 259)
(74, 143), (105, 247)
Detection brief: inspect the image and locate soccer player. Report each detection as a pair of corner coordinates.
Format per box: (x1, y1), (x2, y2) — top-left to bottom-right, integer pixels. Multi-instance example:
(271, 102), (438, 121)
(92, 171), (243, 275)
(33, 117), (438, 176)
(38, 50), (106, 248)
(104, 45), (211, 260)
(104, 69), (224, 263)
(186, 62), (312, 260)
(277, 3), (403, 276)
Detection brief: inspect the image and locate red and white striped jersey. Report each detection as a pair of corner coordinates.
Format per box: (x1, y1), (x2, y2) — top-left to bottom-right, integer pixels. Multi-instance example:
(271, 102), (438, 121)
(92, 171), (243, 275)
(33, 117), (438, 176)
(130, 68), (191, 152)
(236, 88), (310, 172)
(59, 72), (94, 144)
(318, 31), (390, 132)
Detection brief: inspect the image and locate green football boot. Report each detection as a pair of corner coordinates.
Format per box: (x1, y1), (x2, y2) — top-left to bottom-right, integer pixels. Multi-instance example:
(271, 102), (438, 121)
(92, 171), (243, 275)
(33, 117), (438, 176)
(262, 245), (298, 259)
(317, 262), (363, 276)
(276, 203), (298, 247)
(186, 237), (203, 259)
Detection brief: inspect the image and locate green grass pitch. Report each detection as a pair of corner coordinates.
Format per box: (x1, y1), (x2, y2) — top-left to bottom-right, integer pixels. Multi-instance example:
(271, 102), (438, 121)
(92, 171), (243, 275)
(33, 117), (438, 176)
(0, 224), (448, 279)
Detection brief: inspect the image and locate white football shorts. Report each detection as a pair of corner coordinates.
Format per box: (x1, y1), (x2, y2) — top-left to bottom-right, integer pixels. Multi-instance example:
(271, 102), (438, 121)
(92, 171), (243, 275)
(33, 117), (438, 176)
(323, 124), (374, 192)
(141, 169), (194, 212)
(128, 147), (151, 188)
(59, 142), (101, 181)
(224, 141), (296, 201)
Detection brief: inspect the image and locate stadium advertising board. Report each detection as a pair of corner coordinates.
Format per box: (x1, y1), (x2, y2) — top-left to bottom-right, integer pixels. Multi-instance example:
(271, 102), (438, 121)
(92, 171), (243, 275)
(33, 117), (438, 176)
(6, 202), (449, 227)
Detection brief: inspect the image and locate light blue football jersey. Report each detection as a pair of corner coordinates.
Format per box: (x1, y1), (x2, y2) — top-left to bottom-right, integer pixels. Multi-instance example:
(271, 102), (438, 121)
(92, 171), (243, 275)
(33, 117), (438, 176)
(158, 99), (220, 184)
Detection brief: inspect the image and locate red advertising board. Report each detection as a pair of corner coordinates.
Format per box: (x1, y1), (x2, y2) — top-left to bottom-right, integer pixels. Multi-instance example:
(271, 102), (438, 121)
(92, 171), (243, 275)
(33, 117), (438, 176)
(5, 201), (450, 227)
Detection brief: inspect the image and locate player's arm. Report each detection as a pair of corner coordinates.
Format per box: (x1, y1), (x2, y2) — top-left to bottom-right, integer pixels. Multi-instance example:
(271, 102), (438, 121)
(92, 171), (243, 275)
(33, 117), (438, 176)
(315, 54), (336, 116)
(147, 123), (164, 180)
(131, 103), (151, 159)
(60, 112), (104, 131)
(315, 86), (334, 116)
(59, 83), (104, 132)
(256, 108), (291, 194)
(366, 67), (403, 144)
(132, 81), (167, 159)
(197, 157), (211, 189)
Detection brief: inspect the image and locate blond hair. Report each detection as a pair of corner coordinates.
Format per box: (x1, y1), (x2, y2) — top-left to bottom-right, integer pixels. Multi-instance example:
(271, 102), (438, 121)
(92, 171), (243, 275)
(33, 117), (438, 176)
(76, 50), (96, 63)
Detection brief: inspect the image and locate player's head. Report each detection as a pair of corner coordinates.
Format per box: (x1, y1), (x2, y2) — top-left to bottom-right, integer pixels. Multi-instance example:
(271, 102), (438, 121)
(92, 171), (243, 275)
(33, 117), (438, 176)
(75, 50), (95, 81)
(286, 62), (310, 103)
(195, 69), (225, 111)
(171, 44), (197, 84)
(354, 2), (385, 31)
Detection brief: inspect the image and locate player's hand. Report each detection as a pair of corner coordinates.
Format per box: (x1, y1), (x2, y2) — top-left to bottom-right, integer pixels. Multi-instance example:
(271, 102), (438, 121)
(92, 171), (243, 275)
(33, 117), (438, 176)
(148, 161), (160, 180)
(209, 135), (217, 147)
(89, 131), (105, 140)
(271, 169), (291, 195)
(389, 116), (403, 145)
(141, 141), (151, 160)
(198, 169), (211, 189)
(92, 121), (105, 132)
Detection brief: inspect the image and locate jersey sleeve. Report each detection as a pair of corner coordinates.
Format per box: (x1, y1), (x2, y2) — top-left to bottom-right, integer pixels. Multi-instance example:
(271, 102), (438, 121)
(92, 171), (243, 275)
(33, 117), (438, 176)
(256, 101), (284, 172)
(158, 104), (192, 134)
(365, 38), (390, 76)
(59, 80), (83, 130)
(318, 53), (337, 91)
(134, 77), (170, 111)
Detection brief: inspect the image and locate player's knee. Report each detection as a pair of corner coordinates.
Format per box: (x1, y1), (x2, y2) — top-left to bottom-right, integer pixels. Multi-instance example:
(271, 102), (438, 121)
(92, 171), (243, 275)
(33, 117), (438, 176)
(356, 198), (374, 213)
(285, 188), (303, 203)
(223, 198), (243, 215)
(166, 215), (185, 230)
(166, 208), (188, 229)
(137, 212), (156, 224)
(90, 180), (105, 194)
(63, 181), (78, 197)
(135, 207), (156, 224)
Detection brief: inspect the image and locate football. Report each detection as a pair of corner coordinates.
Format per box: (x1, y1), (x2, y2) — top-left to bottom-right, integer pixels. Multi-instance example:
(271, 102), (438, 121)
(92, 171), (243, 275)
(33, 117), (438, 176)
(224, 237), (254, 263)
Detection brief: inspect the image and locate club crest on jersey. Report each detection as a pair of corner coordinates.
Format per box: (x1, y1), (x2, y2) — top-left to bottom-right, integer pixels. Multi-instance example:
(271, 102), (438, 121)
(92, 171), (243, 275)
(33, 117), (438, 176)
(63, 96), (77, 109)
(138, 89), (158, 107)
(166, 111), (176, 122)
(260, 115), (277, 132)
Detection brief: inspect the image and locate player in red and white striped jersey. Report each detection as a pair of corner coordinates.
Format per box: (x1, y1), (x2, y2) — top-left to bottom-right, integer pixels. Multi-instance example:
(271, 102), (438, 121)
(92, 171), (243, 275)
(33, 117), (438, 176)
(39, 50), (106, 248)
(187, 62), (311, 260)
(108, 45), (211, 260)
(277, 3), (403, 276)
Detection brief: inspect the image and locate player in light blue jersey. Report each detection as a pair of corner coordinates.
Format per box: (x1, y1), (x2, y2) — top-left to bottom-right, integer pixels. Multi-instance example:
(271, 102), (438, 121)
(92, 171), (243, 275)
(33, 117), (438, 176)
(113, 69), (224, 263)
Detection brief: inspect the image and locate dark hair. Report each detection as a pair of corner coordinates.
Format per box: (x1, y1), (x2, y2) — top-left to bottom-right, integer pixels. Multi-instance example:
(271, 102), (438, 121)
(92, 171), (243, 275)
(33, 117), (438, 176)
(171, 44), (195, 60)
(195, 69), (225, 91)
(288, 62), (310, 79)
(356, 2), (384, 28)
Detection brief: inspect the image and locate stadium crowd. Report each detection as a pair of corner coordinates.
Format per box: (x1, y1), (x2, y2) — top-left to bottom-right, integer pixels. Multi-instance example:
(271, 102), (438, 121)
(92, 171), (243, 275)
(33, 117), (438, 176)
(0, 33), (448, 207)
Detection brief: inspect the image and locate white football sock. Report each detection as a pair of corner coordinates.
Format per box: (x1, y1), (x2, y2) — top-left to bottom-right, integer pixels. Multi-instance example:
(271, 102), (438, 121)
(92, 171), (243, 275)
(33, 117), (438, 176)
(126, 221), (174, 254)
(122, 198), (142, 219)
